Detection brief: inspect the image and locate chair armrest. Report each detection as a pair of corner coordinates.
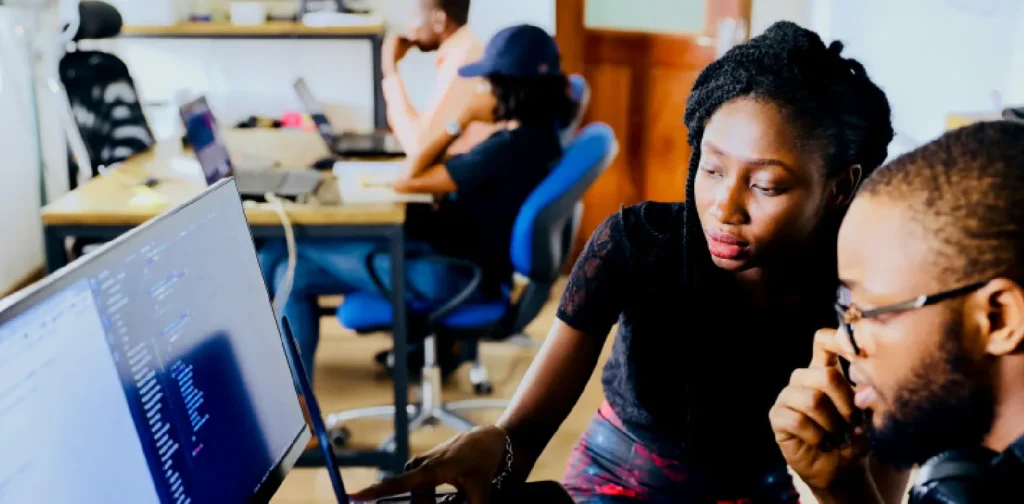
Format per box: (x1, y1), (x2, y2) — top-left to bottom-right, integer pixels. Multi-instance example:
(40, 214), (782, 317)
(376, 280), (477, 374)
(364, 247), (483, 325)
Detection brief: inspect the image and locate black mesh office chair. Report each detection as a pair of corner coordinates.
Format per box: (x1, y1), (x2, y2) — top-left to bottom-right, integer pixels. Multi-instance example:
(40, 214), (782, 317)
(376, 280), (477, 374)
(59, 0), (153, 190)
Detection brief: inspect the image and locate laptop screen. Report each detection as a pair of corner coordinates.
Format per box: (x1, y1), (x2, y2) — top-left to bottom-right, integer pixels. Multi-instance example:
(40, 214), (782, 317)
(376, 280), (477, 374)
(293, 78), (336, 146)
(180, 97), (235, 185)
(0, 181), (308, 503)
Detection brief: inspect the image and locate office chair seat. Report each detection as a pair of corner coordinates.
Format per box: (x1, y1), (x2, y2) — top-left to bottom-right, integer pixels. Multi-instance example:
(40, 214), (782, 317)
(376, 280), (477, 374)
(339, 290), (510, 331)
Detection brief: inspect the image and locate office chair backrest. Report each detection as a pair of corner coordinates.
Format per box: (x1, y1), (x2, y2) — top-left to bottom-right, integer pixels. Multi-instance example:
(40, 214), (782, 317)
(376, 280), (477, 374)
(560, 74), (591, 147)
(59, 0), (153, 183)
(511, 122), (617, 283)
(71, 0), (122, 40)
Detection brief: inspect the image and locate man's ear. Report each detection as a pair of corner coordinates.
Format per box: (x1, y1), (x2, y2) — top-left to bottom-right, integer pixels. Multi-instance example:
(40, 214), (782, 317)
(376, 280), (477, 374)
(974, 278), (1024, 356)
(830, 164), (863, 207)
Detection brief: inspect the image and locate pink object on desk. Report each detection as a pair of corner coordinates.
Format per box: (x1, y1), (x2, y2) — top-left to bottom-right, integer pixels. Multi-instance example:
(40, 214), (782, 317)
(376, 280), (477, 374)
(281, 111), (304, 128)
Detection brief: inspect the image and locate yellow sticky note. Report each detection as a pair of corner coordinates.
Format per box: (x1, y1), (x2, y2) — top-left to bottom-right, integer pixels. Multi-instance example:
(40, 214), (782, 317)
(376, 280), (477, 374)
(129, 185), (167, 206)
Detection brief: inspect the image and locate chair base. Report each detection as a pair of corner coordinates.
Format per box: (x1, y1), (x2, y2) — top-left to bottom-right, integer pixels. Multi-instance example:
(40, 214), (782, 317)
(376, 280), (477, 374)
(323, 335), (509, 452)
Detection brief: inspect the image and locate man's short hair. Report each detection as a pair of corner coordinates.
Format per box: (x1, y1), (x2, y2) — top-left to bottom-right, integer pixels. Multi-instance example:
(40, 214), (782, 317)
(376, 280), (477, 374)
(859, 121), (1024, 283)
(436, 0), (470, 26)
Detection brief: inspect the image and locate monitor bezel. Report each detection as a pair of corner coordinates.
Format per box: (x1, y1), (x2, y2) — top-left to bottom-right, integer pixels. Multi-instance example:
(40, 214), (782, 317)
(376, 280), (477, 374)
(0, 179), (312, 503)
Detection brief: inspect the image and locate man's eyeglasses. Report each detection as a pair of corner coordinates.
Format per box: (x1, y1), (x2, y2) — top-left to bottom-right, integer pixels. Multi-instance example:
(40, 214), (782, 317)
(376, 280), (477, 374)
(834, 280), (990, 355)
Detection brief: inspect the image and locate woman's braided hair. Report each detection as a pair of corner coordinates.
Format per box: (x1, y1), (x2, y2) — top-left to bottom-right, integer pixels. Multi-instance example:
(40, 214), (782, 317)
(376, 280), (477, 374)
(678, 21), (894, 455)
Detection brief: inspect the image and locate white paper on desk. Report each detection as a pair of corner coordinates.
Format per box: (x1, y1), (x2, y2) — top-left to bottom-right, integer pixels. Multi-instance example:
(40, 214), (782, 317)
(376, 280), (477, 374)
(333, 161), (433, 204)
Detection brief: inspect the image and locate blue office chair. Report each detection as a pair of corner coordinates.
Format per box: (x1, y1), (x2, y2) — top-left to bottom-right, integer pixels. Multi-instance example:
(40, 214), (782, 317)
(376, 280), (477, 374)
(561, 74), (591, 147)
(324, 123), (618, 448)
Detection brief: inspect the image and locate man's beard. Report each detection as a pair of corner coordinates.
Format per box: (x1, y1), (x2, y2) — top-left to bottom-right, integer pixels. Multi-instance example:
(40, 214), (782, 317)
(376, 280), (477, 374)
(864, 317), (994, 468)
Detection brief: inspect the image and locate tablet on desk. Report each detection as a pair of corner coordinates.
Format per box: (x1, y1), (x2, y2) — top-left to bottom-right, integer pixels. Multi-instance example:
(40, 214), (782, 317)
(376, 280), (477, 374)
(334, 161), (433, 204)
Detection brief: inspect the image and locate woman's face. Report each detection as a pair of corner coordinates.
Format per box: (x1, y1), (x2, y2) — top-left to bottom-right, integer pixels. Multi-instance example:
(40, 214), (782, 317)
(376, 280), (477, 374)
(694, 97), (836, 273)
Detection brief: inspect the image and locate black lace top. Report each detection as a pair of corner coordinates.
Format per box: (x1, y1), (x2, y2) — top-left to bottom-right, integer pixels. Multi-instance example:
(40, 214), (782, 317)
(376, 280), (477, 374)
(557, 201), (833, 479)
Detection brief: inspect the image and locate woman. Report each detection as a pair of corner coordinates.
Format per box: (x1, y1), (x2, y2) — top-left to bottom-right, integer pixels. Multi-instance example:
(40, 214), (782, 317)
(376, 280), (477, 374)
(260, 24), (576, 377)
(353, 22), (899, 503)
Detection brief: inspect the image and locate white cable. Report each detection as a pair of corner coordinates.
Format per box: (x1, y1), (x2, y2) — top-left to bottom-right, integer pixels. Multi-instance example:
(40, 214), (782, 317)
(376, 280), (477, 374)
(265, 193), (298, 317)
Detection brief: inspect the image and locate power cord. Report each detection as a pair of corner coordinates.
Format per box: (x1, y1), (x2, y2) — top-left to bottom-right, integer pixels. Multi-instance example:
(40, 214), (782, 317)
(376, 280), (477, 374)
(264, 193), (299, 317)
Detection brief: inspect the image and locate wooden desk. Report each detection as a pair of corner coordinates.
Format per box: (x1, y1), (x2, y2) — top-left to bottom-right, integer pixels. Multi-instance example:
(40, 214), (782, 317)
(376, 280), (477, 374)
(119, 21), (387, 129)
(41, 129), (413, 473)
(42, 129), (404, 230)
(946, 111), (1003, 130)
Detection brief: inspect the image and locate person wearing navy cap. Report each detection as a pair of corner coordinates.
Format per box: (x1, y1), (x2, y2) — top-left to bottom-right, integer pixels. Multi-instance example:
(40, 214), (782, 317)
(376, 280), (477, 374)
(257, 25), (576, 384)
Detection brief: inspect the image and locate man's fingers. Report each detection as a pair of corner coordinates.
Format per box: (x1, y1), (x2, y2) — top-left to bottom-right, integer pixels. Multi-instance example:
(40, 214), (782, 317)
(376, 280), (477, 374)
(775, 385), (844, 434)
(789, 367), (856, 421)
(769, 403), (827, 447)
(350, 469), (430, 500)
(810, 329), (842, 368)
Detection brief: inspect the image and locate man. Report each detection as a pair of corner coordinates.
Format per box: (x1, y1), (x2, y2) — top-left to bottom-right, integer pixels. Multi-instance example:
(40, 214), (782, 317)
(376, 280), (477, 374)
(382, 0), (496, 158)
(770, 121), (1024, 503)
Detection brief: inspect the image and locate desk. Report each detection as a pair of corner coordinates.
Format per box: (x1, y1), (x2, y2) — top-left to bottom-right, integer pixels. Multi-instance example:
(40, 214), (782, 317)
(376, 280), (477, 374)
(120, 21), (387, 129)
(41, 129), (413, 473)
(946, 111), (1003, 130)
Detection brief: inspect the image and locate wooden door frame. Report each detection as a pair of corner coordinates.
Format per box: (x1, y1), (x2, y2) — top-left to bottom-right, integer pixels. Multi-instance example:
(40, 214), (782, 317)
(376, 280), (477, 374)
(556, 0), (752, 76)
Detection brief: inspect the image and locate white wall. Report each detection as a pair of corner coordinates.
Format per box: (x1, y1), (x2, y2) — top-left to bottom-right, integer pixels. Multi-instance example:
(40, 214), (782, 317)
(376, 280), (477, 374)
(0, 7), (46, 292)
(97, 0), (555, 141)
(819, 0), (1023, 154)
(746, 0), (1024, 158)
(750, 0), (811, 37)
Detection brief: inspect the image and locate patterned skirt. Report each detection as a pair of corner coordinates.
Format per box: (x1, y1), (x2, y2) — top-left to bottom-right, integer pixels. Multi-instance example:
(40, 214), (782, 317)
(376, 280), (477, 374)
(562, 401), (801, 503)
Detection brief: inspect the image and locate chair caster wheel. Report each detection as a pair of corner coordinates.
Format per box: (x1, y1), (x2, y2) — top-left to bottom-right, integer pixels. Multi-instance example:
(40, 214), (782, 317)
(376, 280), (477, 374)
(473, 381), (493, 395)
(329, 426), (350, 448)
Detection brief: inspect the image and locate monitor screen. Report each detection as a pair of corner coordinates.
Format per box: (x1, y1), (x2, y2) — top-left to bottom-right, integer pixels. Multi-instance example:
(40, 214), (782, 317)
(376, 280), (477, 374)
(180, 97), (234, 186)
(293, 79), (335, 146)
(0, 181), (308, 504)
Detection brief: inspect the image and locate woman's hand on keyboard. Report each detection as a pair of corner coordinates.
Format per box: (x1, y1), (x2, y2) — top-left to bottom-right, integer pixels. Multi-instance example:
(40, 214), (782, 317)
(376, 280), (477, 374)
(350, 425), (508, 504)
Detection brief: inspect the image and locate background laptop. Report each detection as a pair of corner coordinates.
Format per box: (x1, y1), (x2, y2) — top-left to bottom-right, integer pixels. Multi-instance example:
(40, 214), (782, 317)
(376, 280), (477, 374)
(293, 78), (405, 158)
(0, 180), (308, 503)
(180, 96), (321, 200)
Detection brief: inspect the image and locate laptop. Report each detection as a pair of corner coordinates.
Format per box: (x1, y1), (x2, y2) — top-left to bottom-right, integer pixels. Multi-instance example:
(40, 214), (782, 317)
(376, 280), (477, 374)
(293, 78), (405, 157)
(179, 96), (321, 200)
(0, 180), (308, 503)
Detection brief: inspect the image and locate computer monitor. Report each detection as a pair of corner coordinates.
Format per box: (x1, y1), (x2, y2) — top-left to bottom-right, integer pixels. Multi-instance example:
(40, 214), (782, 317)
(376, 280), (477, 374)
(180, 97), (234, 185)
(0, 180), (309, 503)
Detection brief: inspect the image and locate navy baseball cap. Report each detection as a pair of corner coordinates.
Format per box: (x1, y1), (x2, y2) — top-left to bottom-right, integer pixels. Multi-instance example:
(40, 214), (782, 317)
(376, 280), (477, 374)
(458, 24), (561, 78)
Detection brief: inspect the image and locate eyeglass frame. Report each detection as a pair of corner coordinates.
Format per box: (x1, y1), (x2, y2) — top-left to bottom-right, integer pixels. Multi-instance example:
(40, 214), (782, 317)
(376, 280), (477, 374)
(834, 280), (991, 355)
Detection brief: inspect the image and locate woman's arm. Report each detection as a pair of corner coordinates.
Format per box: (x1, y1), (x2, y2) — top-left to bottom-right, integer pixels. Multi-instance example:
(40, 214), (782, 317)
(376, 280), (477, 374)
(496, 320), (607, 480)
(402, 83), (497, 179)
(393, 164), (456, 194)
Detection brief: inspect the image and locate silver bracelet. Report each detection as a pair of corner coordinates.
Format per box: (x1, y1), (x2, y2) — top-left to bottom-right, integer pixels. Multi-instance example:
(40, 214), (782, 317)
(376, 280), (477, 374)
(491, 434), (514, 490)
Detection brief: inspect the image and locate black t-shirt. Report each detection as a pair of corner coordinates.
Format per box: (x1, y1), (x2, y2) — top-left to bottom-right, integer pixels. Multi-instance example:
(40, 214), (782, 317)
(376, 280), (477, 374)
(410, 122), (561, 293)
(557, 201), (834, 480)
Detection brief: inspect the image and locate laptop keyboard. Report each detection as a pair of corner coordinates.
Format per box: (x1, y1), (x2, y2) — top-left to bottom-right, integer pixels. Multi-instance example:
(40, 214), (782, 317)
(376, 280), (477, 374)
(235, 171), (287, 192)
(234, 171), (321, 196)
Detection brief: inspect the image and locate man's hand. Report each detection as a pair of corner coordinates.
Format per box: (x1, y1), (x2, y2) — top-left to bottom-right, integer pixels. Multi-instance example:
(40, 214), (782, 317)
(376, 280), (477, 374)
(769, 329), (872, 495)
(383, 35), (414, 77)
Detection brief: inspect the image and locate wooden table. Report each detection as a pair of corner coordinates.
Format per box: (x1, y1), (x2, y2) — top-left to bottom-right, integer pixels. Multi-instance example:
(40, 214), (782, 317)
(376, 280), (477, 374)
(946, 111), (1003, 130)
(119, 20), (387, 129)
(40, 129), (413, 473)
